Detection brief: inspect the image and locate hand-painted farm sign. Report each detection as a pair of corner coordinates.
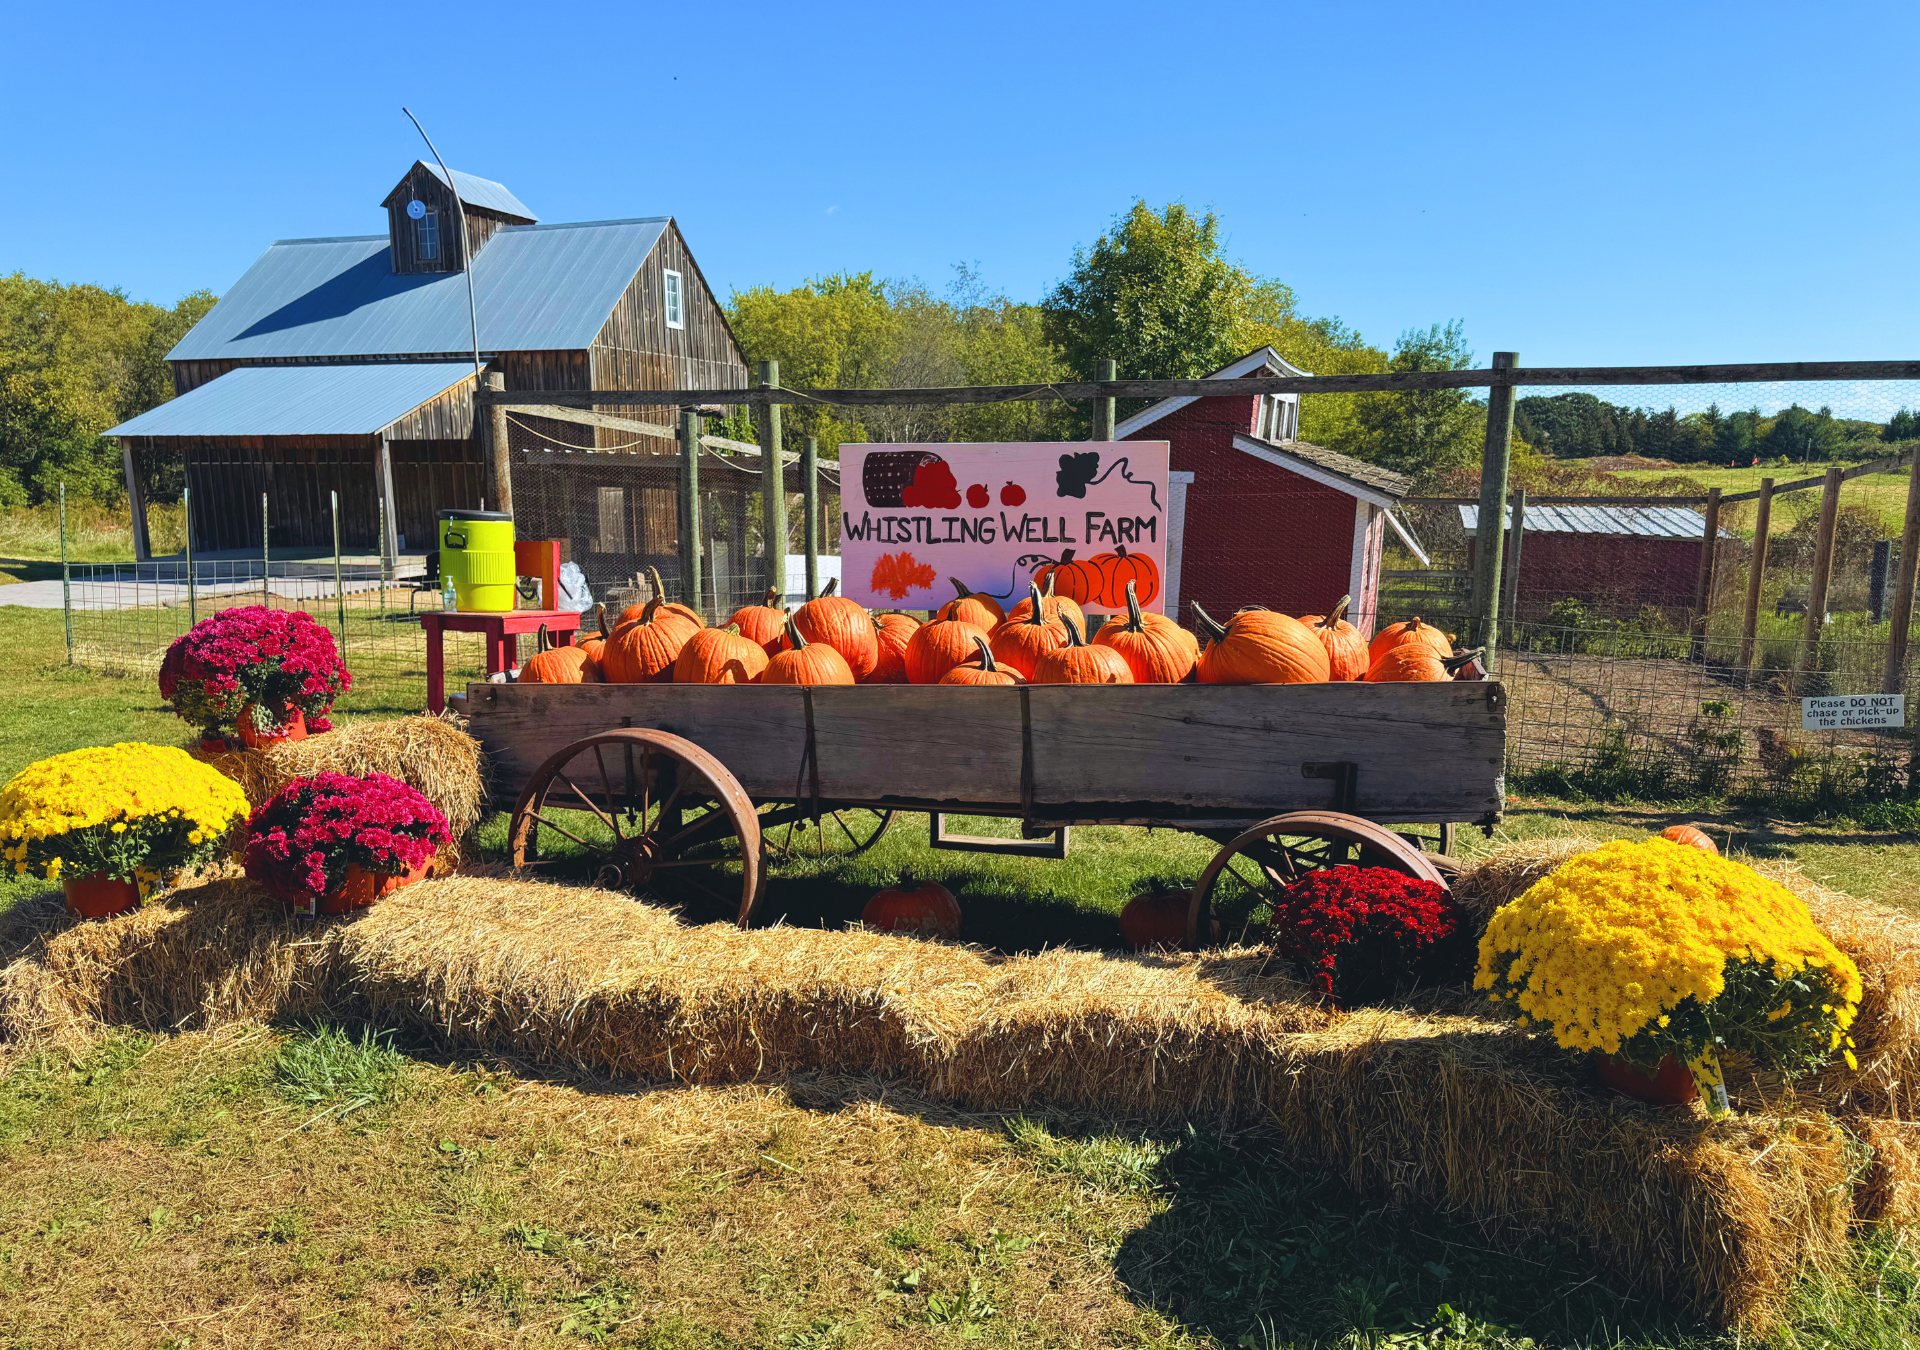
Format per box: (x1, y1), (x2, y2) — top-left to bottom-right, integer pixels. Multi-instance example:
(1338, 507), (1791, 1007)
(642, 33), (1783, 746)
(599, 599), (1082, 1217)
(839, 442), (1171, 613)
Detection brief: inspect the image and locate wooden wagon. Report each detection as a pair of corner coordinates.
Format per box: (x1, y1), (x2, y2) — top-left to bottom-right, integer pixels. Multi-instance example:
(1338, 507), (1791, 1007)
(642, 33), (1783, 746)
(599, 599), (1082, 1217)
(465, 681), (1507, 947)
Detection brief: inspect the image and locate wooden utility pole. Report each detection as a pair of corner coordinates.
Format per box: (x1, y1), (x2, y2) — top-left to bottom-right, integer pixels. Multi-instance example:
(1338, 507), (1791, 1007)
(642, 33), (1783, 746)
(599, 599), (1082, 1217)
(1688, 487), (1723, 661)
(1500, 489), (1527, 644)
(678, 410), (704, 619)
(757, 361), (787, 600)
(1092, 359), (1117, 440)
(486, 372), (513, 516)
(1795, 465), (1844, 694)
(801, 435), (820, 601)
(1739, 477), (1774, 681)
(1471, 352), (1519, 653)
(1883, 457), (1920, 695)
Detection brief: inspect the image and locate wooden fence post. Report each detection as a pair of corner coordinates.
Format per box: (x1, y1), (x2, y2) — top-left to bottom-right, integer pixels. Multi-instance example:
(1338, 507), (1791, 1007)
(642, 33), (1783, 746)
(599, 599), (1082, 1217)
(1500, 489), (1527, 644)
(678, 410), (704, 618)
(1092, 359), (1117, 441)
(1740, 477), (1774, 682)
(757, 361), (787, 602)
(1883, 455), (1920, 695)
(1689, 487), (1722, 661)
(487, 372), (513, 517)
(1471, 352), (1519, 653)
(801, 435), (820, 601)
(1795, 465), (1844, 694)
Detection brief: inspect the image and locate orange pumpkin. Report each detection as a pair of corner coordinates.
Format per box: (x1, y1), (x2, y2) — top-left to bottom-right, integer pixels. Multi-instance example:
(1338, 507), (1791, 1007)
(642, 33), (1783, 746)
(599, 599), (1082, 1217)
(517, 624), (601, 685)
(792, 576), (878, 680)
(726, 588), (790, 656)
(1118, 886), (1192, 952)
(904, 617), (992, 685)
(1299, 595), (1369, 682)
(1192, 604), (1329, 685)
(759, 616), (855, 686)
(601, 598), (699, 684)
(861, 871), (962, 940)
(1094, 580), (1195, 684)
(866, 612), (918, 684)
(576, 604), (610, 664)
(989, 583), (1068, 679)
(1659, 824), (1719, 855)
(937, 577), (1005, 630)
(1365, 644), (1482, 683)
(940, 635), (1023, 686)
(618, 567), (704, 630)
(1004, 573), (1086, 635)
(1032, 615), (1134, 685)
(1367, 616), (1452, 665)
(672, 624), (770, 685)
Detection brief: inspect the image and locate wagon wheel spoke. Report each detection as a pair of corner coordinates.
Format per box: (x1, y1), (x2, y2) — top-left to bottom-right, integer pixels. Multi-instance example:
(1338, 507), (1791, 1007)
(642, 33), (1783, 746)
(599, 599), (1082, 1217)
(591, 747), (625, 840)
(524, 809), (609, 855)
(558, 771), (620, 837)
(659, 805), (728, 854)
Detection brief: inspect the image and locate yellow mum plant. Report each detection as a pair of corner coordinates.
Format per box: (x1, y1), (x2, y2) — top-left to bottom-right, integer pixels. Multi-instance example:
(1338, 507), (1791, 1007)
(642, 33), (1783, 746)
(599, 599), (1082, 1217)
(1475, 838), (1861, 1110)
(0, 743), (251, 892)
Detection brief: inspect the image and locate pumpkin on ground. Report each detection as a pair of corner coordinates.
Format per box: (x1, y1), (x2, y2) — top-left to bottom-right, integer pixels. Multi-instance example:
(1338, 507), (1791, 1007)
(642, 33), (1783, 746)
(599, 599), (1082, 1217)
(517, 624), (601, 684)
(1365, 643), (1483, 683)
(905, 617), (993, 685)
(672, 624), (770, 685)
(1192, 604), (1329, 685)
(759, 617), (855, 686)
(937, 577), (1006, 630)
(1005, 574), (1086, 635)
(601, 598), (699, 684)
(1659, 824), (1719, 855)
(792, 577), (879, 680)
(726, 588), (790, 657)
(862, 872), (962, 940)
(1300, 595), (1369, 682)
(866, 612), (918, 684)
(1367, 616), (1452, 665)
(1093, 580), (1195, 683)
(940, 636), (1022, 686)
(1032, 615), (1134, 685)
(989, 583), (1067, 679)
(1118, 885), (1193, 952)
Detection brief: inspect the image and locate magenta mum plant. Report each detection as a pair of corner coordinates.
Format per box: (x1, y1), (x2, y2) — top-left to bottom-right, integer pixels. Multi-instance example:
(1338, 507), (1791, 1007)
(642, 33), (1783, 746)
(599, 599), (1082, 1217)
(243, 772), (449, 904)
(159, 606), (351, 739)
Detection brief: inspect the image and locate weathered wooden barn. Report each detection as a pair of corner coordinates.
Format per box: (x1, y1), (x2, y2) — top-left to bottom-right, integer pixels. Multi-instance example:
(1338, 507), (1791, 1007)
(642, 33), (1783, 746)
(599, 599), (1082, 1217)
(109, 161), (748, 561)
(1462, 503), (1736, 620)
(1119, 348), (1421, 635)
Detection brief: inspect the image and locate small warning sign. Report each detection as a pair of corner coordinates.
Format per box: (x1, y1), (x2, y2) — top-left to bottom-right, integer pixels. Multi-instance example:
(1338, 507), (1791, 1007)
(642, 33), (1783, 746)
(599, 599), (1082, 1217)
(1801, 694), (1906, 731)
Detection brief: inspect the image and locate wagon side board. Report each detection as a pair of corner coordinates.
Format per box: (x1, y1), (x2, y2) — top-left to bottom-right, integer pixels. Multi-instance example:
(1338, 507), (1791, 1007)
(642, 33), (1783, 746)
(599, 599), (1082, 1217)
(465, 681), (1506, 824)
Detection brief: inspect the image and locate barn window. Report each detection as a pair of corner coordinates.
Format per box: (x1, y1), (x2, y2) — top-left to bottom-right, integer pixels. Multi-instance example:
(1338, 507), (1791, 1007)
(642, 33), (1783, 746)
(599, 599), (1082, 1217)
(664, 270), (684, 329)
(417, 211), (440, 262)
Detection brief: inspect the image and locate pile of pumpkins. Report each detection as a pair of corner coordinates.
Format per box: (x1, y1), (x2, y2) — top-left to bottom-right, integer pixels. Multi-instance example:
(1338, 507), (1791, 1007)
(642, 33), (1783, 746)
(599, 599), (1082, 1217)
(519, 567), (1483, 688)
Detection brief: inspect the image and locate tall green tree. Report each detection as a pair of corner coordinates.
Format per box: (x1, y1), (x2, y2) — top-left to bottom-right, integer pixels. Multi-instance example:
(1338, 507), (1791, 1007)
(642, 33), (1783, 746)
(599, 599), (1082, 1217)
(1347, 321), (1484, 477)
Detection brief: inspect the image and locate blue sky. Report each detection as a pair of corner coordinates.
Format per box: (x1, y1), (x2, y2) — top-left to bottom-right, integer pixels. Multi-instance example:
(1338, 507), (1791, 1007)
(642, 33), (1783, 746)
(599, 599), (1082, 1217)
(4, 1), (1915, 383)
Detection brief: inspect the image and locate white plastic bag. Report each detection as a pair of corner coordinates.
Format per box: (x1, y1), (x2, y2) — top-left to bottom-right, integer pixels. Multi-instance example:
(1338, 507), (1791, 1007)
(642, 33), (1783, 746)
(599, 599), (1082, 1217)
(558, 561), (594, 614)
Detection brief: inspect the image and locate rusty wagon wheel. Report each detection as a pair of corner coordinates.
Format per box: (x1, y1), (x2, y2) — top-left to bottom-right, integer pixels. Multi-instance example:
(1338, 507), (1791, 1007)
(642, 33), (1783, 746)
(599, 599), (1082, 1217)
(768, 807), (896, 860)
(1185, 810), (1448, 950)
(509, 728), (766, 927)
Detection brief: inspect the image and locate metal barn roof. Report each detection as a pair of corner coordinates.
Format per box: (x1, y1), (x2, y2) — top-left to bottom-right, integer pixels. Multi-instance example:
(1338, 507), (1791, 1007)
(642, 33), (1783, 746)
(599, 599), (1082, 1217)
(166, 217), (671, 363)
(419, 164), (537, 220)
(107, 362), (475, 438)
(1457, 503), (1738, 539)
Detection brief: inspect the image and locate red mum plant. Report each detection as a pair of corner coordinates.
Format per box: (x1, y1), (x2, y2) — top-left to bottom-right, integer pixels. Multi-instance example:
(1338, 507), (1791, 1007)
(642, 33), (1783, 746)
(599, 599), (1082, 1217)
(243, 772), (449, 915)
(160, 606), (351, 743)
(1269, 865), (1465, 1006)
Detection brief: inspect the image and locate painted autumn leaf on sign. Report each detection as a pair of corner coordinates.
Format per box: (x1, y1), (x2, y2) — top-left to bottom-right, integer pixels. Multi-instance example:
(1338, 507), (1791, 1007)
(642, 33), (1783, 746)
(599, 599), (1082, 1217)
(870, 550), (937, 600)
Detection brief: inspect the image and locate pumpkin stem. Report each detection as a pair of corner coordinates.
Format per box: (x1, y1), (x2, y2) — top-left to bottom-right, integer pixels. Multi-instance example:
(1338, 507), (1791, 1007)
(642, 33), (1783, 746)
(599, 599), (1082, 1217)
(1318, 596), (1352, 630)
(949, 577), (974, 601)
(1061, 613), (1087, 648)
(1190, 602), (1228, 645)
(1020, 581), (1050, 627)
(822, 576), (840, 597)
(723, 623), (741, 636)
(594, 602), (609, 639)
(784, 615), (807, 650)
(763, 587), (780, 608)
(1121, 580), (1146, 632)
(536, 622), (551, 653)
(646, 565), (672, 607)
(1043, 572), (1058, 600)
(972, 634), (998, 672)
(1443, 647), (1486, 674)
(642, 597), (662, 624)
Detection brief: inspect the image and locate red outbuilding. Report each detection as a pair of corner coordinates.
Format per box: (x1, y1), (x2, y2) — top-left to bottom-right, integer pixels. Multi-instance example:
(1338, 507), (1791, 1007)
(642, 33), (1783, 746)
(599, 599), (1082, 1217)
(1120, 347), (1417, 636)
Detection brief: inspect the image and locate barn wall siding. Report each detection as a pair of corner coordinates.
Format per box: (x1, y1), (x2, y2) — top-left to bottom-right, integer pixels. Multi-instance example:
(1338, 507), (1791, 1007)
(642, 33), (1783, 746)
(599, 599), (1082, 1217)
(1126, 396), (1359, 625)
(1468, 533), (1704, 619)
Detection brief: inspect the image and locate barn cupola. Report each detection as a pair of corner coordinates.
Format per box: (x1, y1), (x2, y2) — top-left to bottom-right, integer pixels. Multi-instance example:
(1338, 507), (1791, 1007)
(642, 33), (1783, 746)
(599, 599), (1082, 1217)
(381, 161), (537, 276)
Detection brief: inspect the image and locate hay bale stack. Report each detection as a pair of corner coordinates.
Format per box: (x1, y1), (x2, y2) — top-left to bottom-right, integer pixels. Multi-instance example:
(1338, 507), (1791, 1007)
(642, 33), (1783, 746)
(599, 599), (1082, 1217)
(1450, 834), (1602, 929)
(193, 715), (487, 861)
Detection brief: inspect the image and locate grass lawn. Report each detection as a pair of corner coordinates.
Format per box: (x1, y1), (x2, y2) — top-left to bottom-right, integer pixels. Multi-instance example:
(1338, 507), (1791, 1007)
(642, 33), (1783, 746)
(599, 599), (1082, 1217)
(1585, 458), (1917, 536)
(5, 599), (1920, 1346)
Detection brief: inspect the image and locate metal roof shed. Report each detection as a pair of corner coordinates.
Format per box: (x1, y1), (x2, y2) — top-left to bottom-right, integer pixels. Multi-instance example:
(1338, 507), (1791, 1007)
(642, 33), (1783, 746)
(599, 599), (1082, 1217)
(1458, 502), (1739, 619)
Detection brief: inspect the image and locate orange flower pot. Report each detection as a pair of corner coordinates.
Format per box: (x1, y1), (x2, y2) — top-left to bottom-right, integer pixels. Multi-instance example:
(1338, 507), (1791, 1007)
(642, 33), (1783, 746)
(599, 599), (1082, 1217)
(237, 705), (308, 749)
(63, 873), (141, 920)
(291, 861), (430, 917)
(1594, 1052), (1699, 1106)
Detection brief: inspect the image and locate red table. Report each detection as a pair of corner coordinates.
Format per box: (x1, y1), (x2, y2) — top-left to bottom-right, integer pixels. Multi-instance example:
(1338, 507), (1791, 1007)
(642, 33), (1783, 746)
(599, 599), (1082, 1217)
(419, 608), (582, 714)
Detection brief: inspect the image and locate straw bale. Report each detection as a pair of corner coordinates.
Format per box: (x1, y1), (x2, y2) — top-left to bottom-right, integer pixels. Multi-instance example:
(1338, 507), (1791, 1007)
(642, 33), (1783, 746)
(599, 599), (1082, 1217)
(192, 715), (487, 864)
(1450, 834), (1603, 929)
(1852, 1117), (1920, 1224)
